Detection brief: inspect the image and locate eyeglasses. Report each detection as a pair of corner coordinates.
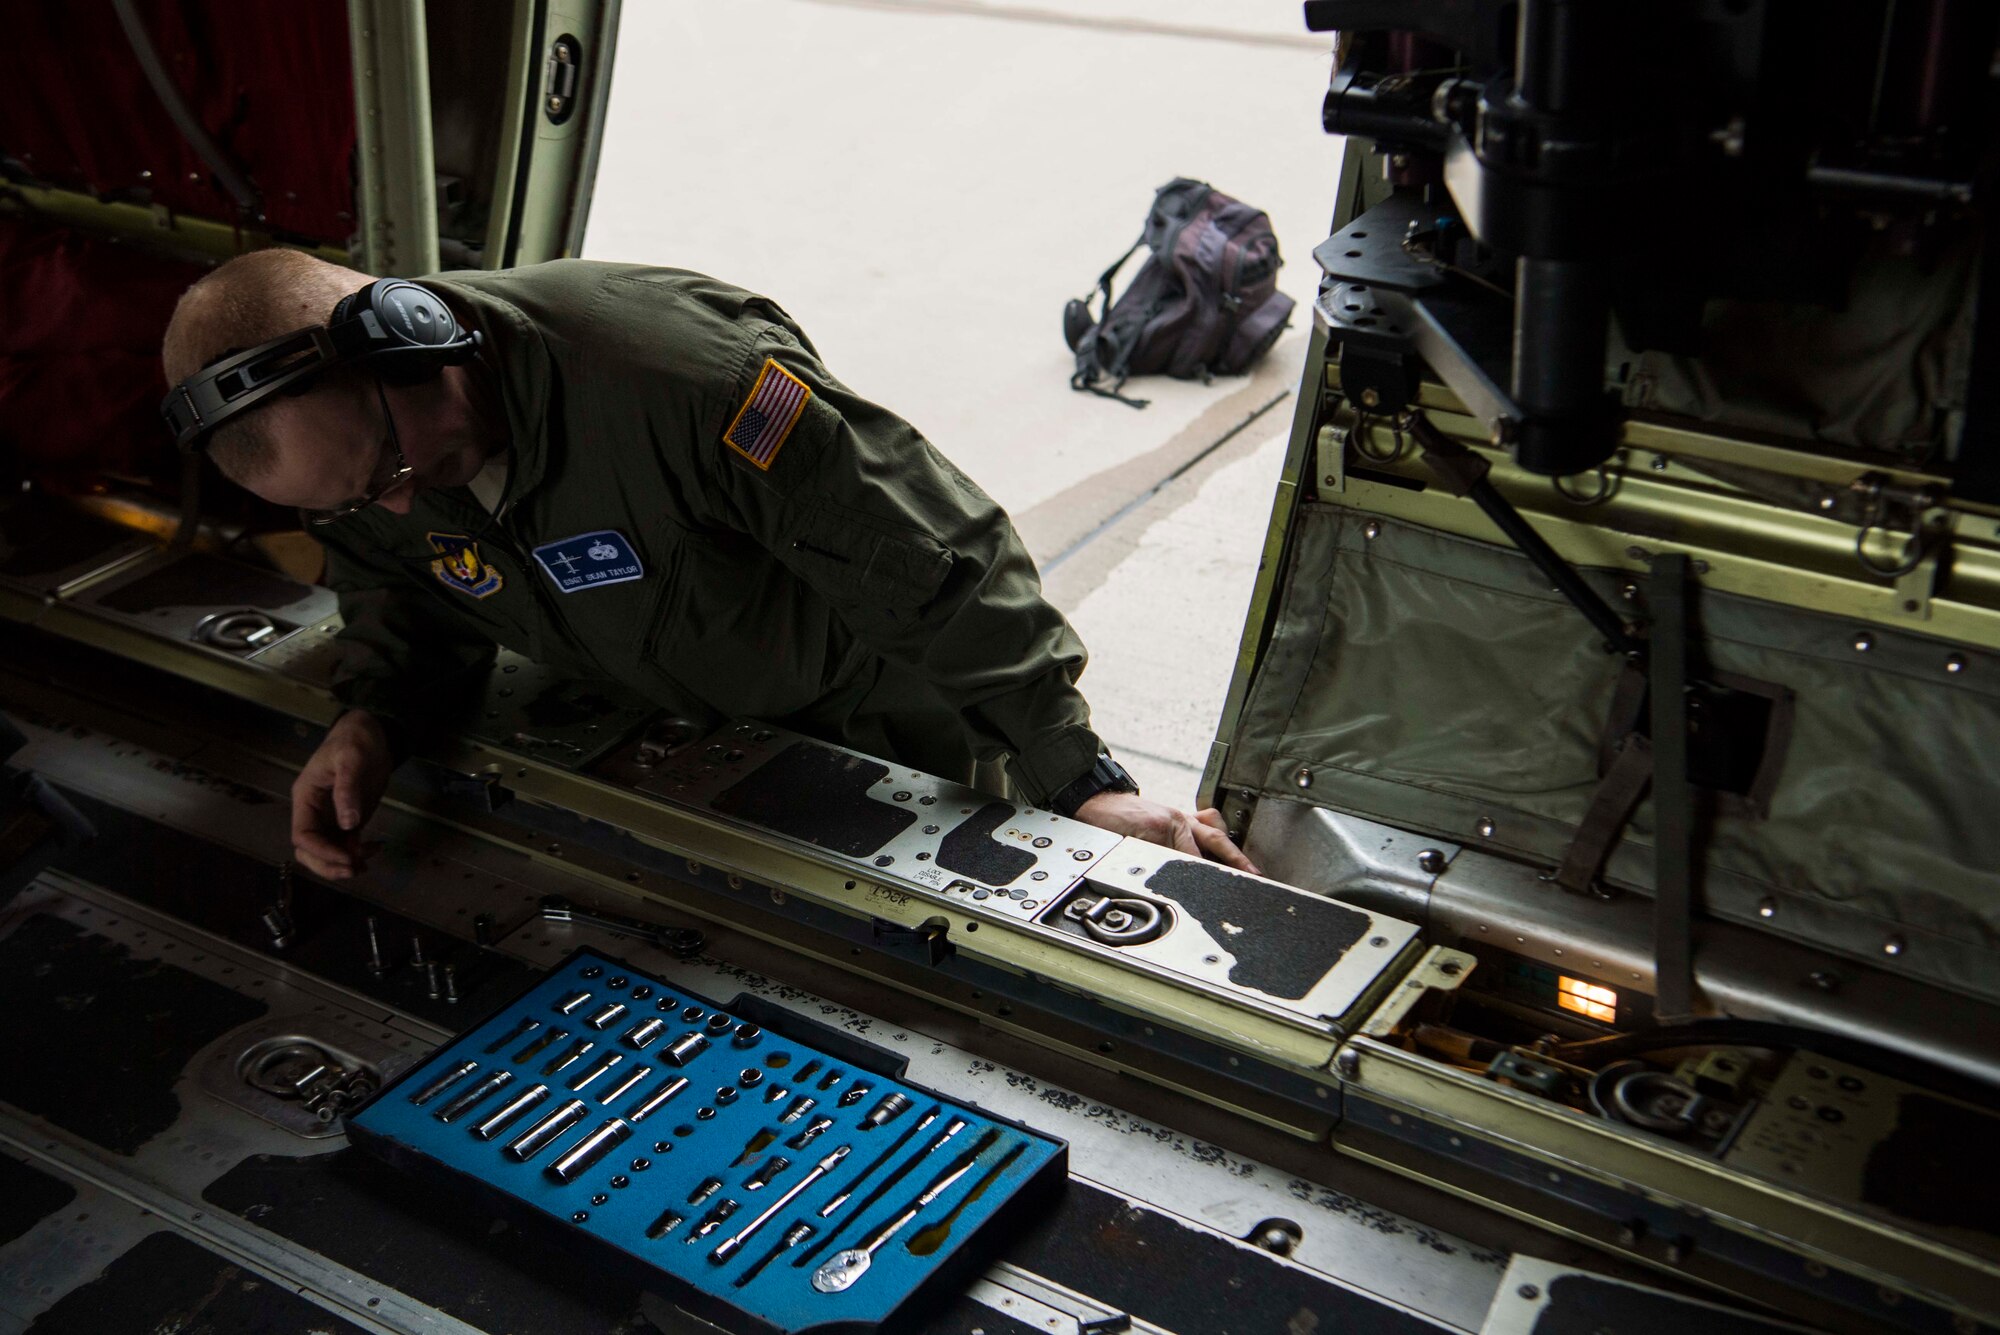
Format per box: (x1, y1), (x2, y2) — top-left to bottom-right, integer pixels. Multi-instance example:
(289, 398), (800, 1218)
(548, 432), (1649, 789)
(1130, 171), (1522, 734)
(303, 378), (413, 526)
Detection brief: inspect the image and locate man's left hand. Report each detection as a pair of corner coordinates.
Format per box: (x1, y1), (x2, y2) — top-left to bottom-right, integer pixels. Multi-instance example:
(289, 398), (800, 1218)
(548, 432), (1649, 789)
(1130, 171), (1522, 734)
(1072, 791), (1260, 874)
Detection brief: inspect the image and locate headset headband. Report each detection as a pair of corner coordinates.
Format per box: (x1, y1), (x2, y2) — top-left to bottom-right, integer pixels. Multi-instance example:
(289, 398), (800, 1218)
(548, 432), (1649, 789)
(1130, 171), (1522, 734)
(161, 277), (480, 453)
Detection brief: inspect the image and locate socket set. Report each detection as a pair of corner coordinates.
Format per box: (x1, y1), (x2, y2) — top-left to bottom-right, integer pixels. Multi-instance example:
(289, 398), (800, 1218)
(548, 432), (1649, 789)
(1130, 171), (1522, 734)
(349, 950), (1066, 1333)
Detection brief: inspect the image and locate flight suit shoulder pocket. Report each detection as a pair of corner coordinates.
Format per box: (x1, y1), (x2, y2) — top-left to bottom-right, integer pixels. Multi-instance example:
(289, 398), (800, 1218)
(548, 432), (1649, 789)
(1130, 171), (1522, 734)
(788, 502), (953, 612)
(718, 376), (838, 499)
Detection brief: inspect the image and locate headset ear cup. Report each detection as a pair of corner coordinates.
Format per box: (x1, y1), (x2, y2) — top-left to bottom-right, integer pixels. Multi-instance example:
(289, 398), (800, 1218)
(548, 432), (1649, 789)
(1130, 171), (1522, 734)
(377, 280), (469, 383)
(352, 279), (468, 384)
(329, 283), (372, 327)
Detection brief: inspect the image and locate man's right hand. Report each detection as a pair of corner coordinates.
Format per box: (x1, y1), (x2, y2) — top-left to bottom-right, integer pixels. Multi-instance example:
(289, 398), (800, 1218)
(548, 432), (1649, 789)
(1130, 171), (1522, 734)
(291, 710), (394, 880)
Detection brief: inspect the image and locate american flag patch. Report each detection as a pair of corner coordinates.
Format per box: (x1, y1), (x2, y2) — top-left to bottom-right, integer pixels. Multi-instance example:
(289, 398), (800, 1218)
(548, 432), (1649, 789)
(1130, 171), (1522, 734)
(723, 358), (812, 471)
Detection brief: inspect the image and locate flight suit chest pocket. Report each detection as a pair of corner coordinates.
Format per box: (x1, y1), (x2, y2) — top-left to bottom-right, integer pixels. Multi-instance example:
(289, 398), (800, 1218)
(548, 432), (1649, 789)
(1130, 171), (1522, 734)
(786, 502), (953, 613)
(402, 530), (544, 658)
(524, 524), (683, 661)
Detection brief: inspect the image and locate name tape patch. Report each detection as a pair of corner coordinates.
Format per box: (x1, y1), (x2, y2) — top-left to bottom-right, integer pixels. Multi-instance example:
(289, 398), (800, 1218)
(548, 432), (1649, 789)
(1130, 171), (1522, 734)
(531, 530), (644, 594)
(723, 358), (811, 471)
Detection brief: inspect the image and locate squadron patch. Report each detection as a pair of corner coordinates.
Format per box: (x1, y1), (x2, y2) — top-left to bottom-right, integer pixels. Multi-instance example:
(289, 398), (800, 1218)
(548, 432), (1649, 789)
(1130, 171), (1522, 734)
(531, 530), (644, 594)
(723, 358), (812, 471)
(427, 532), (503, 599)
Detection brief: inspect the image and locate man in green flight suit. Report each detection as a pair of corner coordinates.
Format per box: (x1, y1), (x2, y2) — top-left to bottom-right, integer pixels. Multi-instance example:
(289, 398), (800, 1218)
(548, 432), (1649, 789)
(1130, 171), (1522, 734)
(161, 250), (1253, 882)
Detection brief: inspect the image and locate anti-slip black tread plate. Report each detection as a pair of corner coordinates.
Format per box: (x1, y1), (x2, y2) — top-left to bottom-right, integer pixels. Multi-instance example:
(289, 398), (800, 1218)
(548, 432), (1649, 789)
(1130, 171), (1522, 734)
(203, 1149), (641, 1333)
(0, 913), (266, 1155)
(711, 740), (916, 856)
(25, 1230), (373, 1334)
(206, 1150), (1057, 1334)
(48, 788), (540, 1027)
(1008, 1180), (1443, 1335)
(91, 551), (318, 615)
(0, 1150), (77, 1250)
(1534, 1274), (1803, 1334)
(205, 1154), (1425, 1335)
(1142, 860), (1372, 1000)
(1863, 1092), (2000, 1233)
(935, 801), (1036, 887)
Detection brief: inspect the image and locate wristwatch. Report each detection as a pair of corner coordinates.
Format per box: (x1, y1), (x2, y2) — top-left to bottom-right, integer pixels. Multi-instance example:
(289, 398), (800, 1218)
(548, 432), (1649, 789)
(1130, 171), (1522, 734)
(1049, 752), (1140, 817)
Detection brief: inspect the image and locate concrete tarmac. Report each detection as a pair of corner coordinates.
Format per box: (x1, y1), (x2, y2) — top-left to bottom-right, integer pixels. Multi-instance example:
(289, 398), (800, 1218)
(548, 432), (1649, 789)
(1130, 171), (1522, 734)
(584, 0), (1345, 805)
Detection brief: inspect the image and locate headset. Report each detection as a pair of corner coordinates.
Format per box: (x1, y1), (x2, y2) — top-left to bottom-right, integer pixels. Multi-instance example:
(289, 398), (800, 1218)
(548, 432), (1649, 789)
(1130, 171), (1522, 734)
(161, 277), (481, 453)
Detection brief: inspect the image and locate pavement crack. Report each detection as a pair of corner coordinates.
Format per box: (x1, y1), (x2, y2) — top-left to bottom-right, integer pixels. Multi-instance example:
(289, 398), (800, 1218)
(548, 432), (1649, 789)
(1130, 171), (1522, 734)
(1041, 390), (1290, 574)
(786, 0), (1330, 51)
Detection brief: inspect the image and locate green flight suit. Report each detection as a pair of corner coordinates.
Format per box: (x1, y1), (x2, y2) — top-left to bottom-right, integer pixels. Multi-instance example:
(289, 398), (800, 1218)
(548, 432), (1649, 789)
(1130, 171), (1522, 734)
(315, 260), (1104, 804)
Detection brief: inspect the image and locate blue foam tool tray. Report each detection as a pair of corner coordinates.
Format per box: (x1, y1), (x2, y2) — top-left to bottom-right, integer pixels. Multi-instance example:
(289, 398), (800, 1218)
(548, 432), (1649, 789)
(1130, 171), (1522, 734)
(349, 948), (1067, 1334)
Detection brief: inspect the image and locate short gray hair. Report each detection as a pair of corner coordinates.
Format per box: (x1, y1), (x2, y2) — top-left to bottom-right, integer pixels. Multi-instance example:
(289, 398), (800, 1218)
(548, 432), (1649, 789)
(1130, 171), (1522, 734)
(161, 249), (377, 483)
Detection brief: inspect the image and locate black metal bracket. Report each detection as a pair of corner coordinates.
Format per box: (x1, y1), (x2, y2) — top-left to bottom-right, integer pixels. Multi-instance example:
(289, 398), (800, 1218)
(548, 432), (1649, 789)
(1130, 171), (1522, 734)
(1314, 194), (1522, 436)
(1302, 0), (1504, 64)
(869, 917), (953, 968)
(1078, 1315), (1135, 1335)
(438, 771), (514, 813)
(1403, 411), (1642, 656)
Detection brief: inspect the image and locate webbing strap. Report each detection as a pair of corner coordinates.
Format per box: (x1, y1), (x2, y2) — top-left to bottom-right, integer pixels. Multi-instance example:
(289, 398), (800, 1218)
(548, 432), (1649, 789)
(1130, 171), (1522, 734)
(1070, 376), (1150, 409)
(1093, 238), (1144, 312)
(1553, 732), (1652, 896)
(1070, 238), (1151, 408)
(1650, 553), (1697, 1022)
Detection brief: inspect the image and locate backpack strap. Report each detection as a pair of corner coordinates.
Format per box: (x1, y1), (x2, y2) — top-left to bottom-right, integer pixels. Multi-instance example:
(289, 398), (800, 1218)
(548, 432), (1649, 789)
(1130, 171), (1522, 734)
(1071, 370), (1150, 409)
(1094, 239), (1144, 311)
(1070, 238), (1152, 408)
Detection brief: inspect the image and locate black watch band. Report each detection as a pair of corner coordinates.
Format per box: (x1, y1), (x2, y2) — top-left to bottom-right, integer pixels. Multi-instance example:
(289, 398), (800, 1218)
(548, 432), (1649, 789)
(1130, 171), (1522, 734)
(1049, 752), (1140, 817)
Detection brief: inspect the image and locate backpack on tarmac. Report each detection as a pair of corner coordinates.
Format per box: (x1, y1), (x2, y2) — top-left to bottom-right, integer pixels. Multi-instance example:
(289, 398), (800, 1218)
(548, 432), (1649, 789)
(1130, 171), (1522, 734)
(1063, 177), (1296, 408)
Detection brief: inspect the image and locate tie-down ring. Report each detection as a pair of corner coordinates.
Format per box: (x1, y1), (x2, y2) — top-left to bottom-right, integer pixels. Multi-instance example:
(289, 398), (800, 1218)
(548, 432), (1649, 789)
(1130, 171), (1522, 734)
(1063, 892), (1170, 946)
(193, 609), (280, 651)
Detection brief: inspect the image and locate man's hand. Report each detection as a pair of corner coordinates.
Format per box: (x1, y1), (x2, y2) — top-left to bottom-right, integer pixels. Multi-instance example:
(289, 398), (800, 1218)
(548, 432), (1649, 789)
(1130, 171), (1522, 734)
(291, 710), (394, 880)
(1072, 791), (1260, 874)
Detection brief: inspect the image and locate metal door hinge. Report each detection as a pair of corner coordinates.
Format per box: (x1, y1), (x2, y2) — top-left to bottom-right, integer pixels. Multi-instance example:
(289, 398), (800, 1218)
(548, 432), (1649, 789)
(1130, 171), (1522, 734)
(544, 34), (582, 123)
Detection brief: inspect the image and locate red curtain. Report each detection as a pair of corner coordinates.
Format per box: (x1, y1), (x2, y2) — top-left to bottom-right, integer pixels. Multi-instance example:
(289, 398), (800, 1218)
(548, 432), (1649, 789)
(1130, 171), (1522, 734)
(2, 1), (356, 244)
(1, 2), (357, 494)
(0, 215), (208, 484)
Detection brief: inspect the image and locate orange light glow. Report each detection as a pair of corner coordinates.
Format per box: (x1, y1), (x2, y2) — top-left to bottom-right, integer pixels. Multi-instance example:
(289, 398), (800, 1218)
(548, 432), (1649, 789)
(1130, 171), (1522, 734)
(1557, 975), (1618, 1023)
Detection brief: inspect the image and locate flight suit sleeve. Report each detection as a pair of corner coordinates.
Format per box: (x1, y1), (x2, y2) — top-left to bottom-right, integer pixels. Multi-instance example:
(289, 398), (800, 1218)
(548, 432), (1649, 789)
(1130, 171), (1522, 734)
(316, 526), (498, 748)
(687, 321), (1105, 806)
